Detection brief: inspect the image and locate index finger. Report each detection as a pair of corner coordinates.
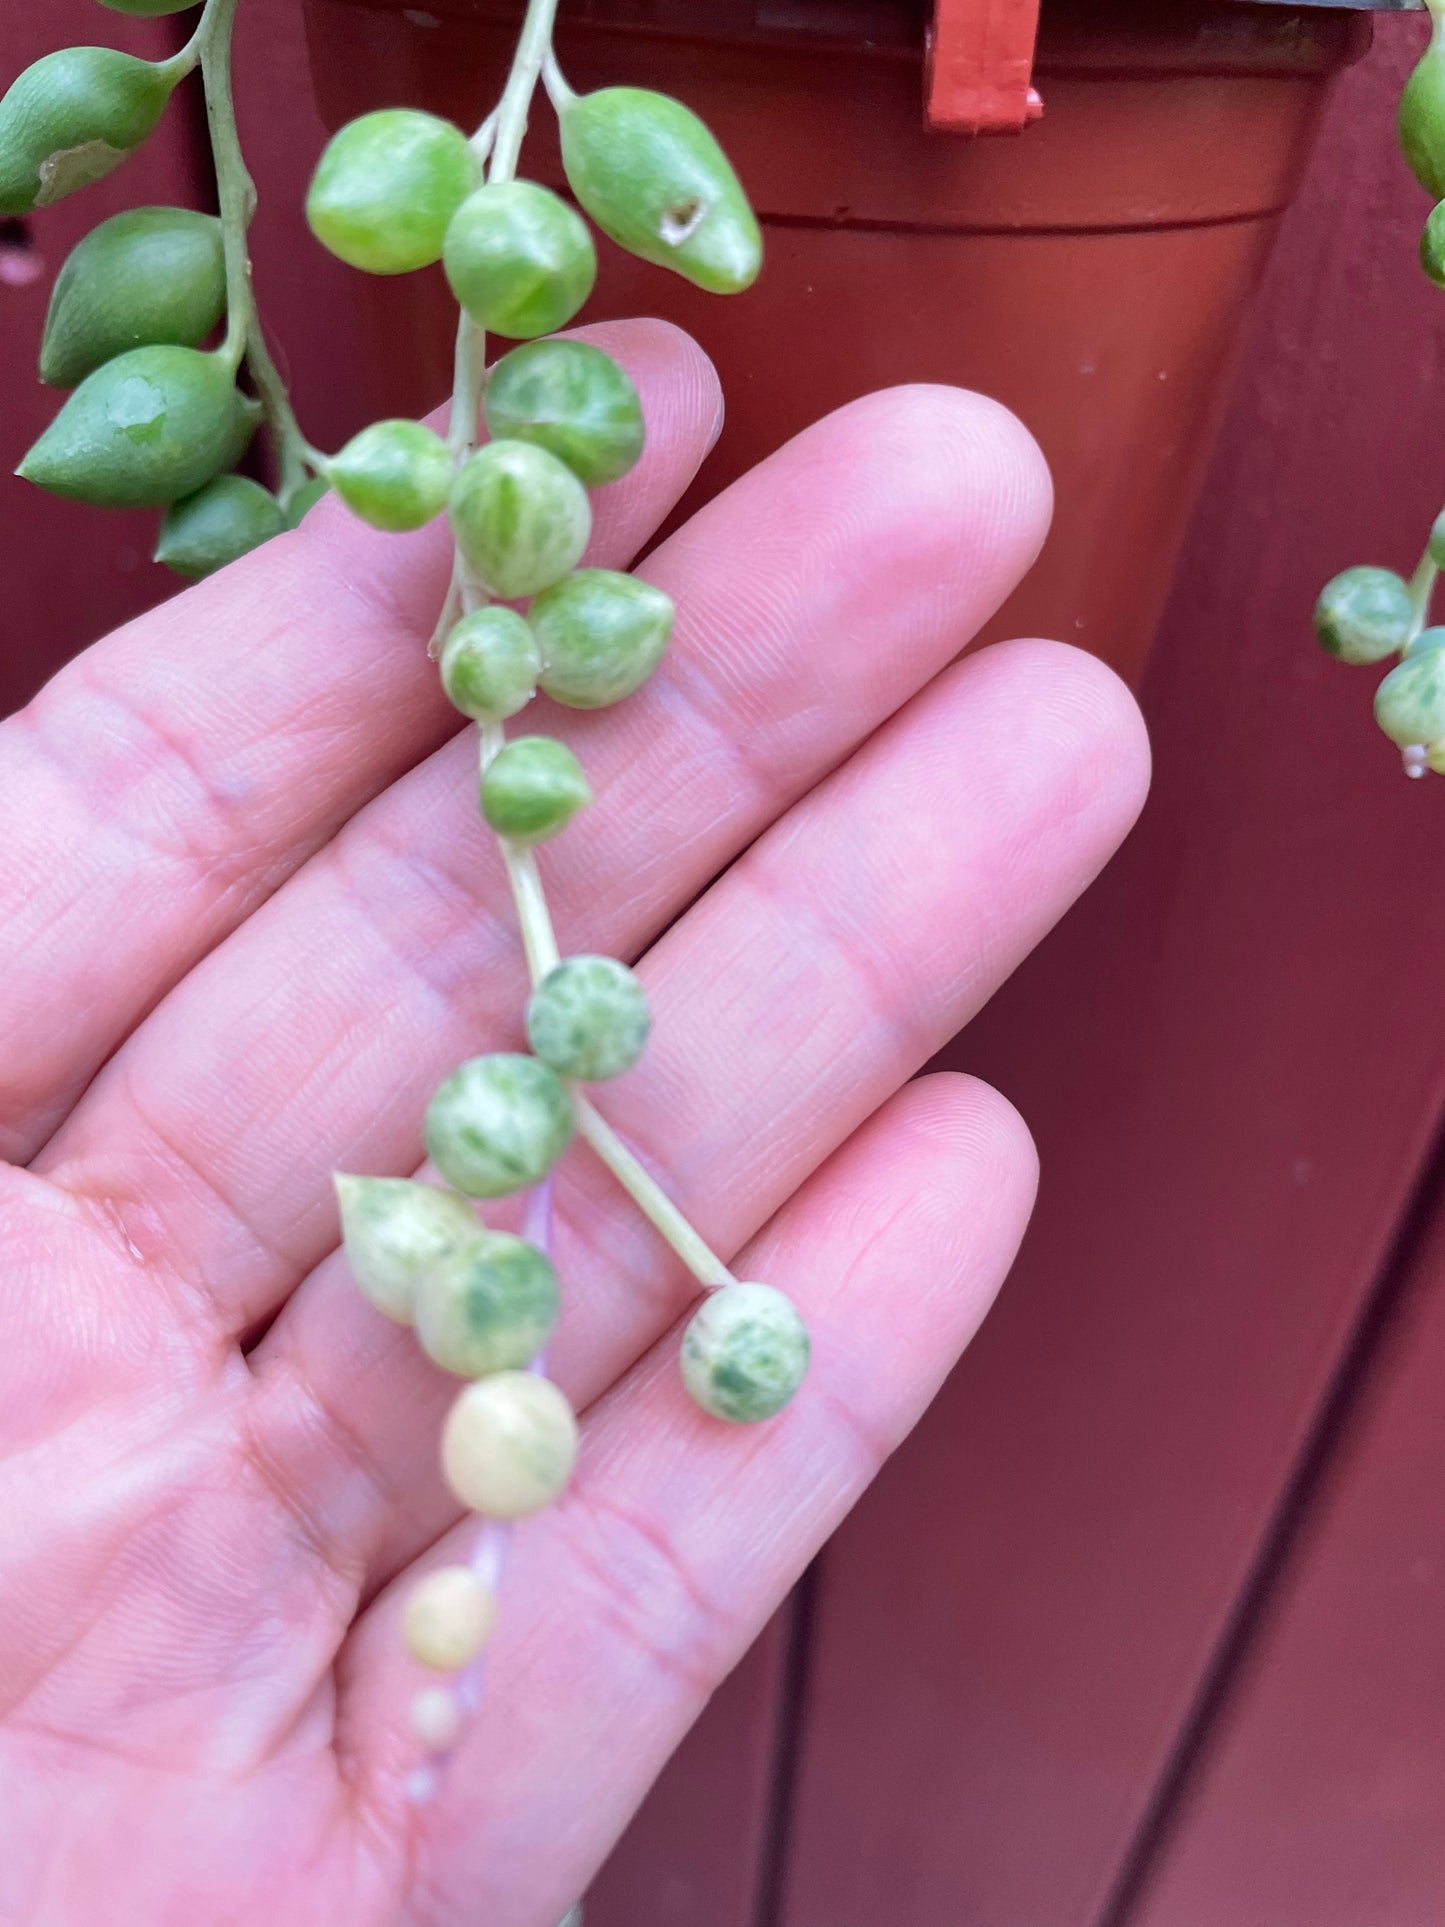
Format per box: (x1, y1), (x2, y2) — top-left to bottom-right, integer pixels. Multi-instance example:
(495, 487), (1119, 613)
(0, 319), (723, 1164)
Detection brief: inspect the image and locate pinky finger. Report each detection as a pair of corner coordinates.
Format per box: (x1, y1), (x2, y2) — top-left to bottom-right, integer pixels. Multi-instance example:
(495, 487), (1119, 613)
(340, 1071), (1038, 1927)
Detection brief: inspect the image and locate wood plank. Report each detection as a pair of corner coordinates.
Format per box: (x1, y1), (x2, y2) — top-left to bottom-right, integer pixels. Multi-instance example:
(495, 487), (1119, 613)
(1126, 1155), (1445, 1925)
(780, 18), (1445, 1924)
(585, 1612), (793, 1927)
(0, 5), (206, 711)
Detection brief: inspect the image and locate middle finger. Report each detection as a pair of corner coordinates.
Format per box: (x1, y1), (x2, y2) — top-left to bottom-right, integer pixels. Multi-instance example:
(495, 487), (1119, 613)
(37, 385), (1049, 1339)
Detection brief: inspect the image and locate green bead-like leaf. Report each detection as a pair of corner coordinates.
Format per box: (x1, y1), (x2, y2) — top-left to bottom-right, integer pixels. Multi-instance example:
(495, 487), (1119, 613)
(1313, 566), (1413, 666)
(480, 735), (591, 845)
(334, 1174), (480, 1325)
(0, 47), (178, 216)
(96, 0), (200, 13)
(681, 1282), (810, 1424)
(449, 439), (591, 599)
(560, 86), (761, 294)
(414, 1230), (559, 1377)
(443, 180), (596, 339)
(40, 206), (225, 389)
(485, 338), (644, 486)
(440, 606), (541, 721)
(329, 419), (452, 532)
(1401, 33), (1445, 200)
(531, 568), (673, 708)
(1423, 200), (1445, 289)
(154, 474), (285, 580)
(1406, 625), (1445, 659)
(425, 1053), (574, 1199)
(526, 955), (651, 1082)
(307, 109), (479, 275)
(1376, 649), (1445, 745)
(18, 345), (259, 508)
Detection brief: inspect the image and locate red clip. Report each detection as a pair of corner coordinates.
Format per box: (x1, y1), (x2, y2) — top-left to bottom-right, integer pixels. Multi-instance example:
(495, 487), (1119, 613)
(925, 0), (1044, 135)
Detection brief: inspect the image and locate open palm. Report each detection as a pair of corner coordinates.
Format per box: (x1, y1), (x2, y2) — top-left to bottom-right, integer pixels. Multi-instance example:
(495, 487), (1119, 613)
(0, 319), (1147, 1927)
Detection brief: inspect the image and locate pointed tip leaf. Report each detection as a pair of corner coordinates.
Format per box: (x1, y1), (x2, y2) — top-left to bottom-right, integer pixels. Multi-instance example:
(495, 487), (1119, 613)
(559, 87), (762, 295)
(20, 346), (254, 508)
(40, 206), (226, 389)
(0, 48), (178, 215)
(334, 1174), (481, 1324)
(153, 474), (285, 580)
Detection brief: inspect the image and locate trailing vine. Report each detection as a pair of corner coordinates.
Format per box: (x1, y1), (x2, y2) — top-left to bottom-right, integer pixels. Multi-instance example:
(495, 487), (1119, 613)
(1314, 0), (1445, 775)
(2, 0), (810, 1801)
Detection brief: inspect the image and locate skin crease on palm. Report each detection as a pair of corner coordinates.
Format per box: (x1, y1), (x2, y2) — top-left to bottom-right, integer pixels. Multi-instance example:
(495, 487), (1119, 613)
(0, 316), (1149, 1927)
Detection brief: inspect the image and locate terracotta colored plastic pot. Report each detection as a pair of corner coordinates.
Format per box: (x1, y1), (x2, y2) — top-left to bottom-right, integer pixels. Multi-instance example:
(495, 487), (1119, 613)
(301, 0), (1365, 685)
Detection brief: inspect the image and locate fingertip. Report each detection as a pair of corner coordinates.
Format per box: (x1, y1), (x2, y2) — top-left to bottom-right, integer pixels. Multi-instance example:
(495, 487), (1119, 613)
(875, 1071), (1040, 1327)
(882, 381), (1053, 552)
(975, 636), (1152, 848)
(752, 383), (1053, 656)
(900, 1069), (1040, 1209)
(847, 380), (1051, 544)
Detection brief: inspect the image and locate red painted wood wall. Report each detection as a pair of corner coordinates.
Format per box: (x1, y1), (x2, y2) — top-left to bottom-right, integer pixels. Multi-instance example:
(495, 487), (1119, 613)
(782, 22), (1445, 1923)
(5, 7), (1445, 1924)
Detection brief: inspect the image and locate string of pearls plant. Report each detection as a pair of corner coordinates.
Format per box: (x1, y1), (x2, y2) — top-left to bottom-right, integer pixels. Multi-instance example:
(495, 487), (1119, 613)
(1313, 0), (1445, 775)
(3, 0), (812, 1788)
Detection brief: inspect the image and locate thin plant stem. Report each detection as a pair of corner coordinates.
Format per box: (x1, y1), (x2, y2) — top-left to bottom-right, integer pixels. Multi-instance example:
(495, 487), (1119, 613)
(431, 0), (732, 1296)
(195, 0), (313, 500)
(476, 729), (561, 979)
(1406, 549), (1438, 641)
(471, 725), (732, 1288)
(449, 315), (489, 458)
(488, 0), (565, 182)
(571, 1095), (737, 1291)
(164, 16), (208, 78)
(470, 110), (500, 163)
(1410, 551), (1441, 639)
(542, 48), (576, 113)
(428, 557), (465, 661)
(503, 847), (561, 979)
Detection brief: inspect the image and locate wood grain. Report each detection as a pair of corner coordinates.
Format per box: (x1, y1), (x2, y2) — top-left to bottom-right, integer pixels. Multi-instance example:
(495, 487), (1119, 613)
(1127, 1153), (1445, 1926)
(585, 1613), (794, 1927)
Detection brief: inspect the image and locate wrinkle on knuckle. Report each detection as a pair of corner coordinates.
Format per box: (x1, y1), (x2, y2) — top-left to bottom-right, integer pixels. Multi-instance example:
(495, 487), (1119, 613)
(556, 1481), (744, 1700)
(658, 644), (795, 817)
(327, 816), (514, 1017)
(60, 1068), (298, 1328)
(740, 856), (923, 1060)
(814, 1376), (897, 1487)
(304, 530), (446, 651)
(237, 1362), (374, 1600)
(53, 671), (264, 883)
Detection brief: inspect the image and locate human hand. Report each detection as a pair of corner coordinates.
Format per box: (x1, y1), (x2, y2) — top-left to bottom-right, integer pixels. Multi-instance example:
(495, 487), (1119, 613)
(0, 319), (1148, 1927)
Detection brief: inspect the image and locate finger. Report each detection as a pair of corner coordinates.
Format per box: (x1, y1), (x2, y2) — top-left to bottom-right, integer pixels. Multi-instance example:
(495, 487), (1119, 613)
(341, 1073), (1038, 1924)
(39, 387), (1055, 1340)
(0, 319), (721, 1164)
(248, 639), (1148, 1588)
